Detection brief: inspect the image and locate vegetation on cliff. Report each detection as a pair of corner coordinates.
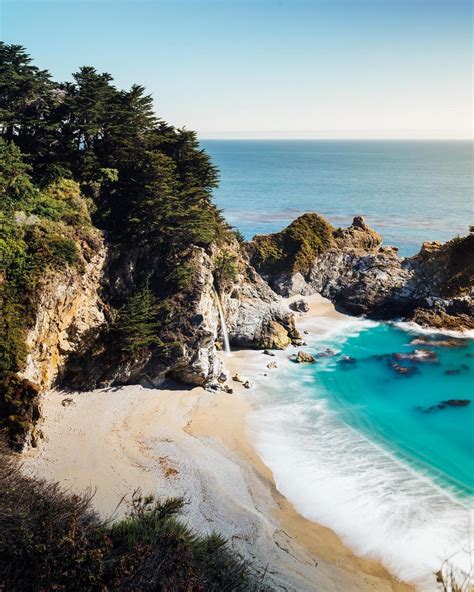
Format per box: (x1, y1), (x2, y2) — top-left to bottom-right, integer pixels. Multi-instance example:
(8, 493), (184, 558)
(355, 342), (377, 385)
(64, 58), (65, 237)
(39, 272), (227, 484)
(248, 212), (335, 277)
(0, 43), (236, 444)
(0, 441), (266, 591)
(0, 139), (98, 447)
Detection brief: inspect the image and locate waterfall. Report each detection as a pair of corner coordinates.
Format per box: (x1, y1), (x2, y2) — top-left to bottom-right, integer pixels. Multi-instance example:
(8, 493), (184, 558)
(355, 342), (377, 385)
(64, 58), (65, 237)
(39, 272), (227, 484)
(212, 288), (231, 354)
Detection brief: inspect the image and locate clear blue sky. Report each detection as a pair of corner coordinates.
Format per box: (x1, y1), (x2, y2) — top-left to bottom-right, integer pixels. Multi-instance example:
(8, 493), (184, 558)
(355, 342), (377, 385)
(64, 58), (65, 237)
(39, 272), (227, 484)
(2, 0), (472, 138)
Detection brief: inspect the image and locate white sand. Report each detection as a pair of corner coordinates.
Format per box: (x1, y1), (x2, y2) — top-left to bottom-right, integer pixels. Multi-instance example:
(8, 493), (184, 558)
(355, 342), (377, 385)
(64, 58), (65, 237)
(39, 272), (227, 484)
(22, 293), (414, 592)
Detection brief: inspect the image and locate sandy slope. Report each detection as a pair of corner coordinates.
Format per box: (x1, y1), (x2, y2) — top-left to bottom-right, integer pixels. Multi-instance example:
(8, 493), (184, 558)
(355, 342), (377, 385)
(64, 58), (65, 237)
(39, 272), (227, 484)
(22, 294), (414, 592)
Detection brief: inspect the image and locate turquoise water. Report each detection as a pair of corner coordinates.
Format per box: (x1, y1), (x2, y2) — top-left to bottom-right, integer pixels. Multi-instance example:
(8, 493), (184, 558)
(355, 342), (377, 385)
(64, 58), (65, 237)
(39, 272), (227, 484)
(206, 139), (474, 584)
(310, 324), (474, 497)
(247, 319), (474, 587)
(202, 139), (473, 256)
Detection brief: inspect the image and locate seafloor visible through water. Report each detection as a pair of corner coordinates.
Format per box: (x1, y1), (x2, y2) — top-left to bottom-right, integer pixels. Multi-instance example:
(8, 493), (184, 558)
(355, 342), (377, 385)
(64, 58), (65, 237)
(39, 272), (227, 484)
(204, 139), (474, 588)
(203, 139), (473, 257)
(248, 319), (473, 589)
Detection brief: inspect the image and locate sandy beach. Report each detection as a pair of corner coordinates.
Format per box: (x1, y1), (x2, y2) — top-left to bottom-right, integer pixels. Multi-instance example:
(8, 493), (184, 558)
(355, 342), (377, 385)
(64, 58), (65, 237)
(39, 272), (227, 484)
(22, 294), (415, 592)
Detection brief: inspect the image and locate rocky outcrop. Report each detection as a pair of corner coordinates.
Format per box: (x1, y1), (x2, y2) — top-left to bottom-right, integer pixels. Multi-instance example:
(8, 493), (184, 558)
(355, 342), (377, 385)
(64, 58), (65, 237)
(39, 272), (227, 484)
(19, 234), (107, 390)
(224, 265), (299, 349)
(249, 214), (474, 331)
(63, 239), (299, 392)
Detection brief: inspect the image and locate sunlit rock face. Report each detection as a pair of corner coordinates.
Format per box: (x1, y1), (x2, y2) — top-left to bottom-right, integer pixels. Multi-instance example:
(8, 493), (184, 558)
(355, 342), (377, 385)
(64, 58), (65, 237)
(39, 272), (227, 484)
(249, 214), (474, 331)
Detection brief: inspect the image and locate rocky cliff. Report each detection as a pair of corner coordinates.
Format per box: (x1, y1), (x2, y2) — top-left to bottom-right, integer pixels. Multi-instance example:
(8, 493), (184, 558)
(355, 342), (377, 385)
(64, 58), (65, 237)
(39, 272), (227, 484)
(59, 237), (299, 392)
(6, 206), (472, 450)
(249, 214), (474, 331)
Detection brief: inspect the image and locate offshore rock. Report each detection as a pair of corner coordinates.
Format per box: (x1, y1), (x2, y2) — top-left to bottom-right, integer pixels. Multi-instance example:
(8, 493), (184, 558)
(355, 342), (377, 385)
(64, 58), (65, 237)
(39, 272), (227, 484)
(249, 213), (474, 332)
(291, 351), (316, 364)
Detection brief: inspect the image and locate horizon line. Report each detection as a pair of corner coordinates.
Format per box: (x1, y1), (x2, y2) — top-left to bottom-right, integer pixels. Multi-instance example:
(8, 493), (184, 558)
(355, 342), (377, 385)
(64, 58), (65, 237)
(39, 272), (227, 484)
(198, 136), (473, 141)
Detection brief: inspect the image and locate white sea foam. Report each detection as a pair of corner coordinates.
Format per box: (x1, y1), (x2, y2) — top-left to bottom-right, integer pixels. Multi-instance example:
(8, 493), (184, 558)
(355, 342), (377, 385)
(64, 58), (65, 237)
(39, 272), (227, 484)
(246, 310), (473, 590)
(394, 320), (474, 340)
(248, 394), (473, 590)
(304, 314), (378, 343)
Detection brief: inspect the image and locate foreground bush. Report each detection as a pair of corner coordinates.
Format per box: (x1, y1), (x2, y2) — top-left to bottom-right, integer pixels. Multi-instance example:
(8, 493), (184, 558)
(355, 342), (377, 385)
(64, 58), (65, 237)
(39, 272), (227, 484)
(0, 443), (267, 591)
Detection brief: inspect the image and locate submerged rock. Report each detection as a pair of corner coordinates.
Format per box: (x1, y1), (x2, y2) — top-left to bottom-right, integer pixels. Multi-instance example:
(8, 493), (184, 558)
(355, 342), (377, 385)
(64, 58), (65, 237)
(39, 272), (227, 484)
(410, 337), (466, 348)
(339, 355), (357, 365)
(444, 364), (470, 376)
(262, 349), (275, 357)
(388, 362), (420, 376)
(315, 348), (337, 359)
(418, 399), (471, 413)
(393, 349), (439, 363)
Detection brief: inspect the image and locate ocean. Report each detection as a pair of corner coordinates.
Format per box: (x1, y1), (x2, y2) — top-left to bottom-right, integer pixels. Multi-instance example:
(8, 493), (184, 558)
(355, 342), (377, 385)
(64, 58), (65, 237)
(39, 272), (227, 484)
(203, 140), (474, 589)
(202, 139), (473, 257)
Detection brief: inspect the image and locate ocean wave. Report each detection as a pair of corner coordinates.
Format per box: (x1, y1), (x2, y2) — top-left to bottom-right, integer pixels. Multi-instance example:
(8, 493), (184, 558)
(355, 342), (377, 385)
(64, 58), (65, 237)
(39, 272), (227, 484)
(394, 321), (474, 340)
(247, 394), (473, 590)
(304, 315), (378, 343)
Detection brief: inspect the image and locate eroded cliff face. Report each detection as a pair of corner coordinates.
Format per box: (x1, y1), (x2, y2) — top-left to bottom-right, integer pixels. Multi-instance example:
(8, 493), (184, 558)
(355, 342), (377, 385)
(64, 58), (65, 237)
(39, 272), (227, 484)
(20, 237), (107, 390)
(249, 215), (474, 331)
(61, 238), (299, 393)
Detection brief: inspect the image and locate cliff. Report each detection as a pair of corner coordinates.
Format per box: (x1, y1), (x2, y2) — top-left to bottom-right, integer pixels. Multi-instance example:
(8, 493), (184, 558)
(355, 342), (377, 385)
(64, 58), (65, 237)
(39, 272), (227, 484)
(248, 214), (474, 331)
(62, 239), (299, 392)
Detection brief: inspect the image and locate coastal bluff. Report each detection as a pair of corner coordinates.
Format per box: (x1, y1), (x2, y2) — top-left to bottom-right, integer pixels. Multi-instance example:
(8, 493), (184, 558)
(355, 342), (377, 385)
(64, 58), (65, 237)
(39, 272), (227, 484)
(5, 208), (473, 452)
(248, 213), (474, 332)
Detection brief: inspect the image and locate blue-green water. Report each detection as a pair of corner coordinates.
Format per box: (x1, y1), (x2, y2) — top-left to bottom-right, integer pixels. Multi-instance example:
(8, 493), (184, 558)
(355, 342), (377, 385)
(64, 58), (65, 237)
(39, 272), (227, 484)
(247, 319), (474, 587)
(204, 139), (474, 586)
(202, 139), (473, 256)
(313, 324), (474, 497)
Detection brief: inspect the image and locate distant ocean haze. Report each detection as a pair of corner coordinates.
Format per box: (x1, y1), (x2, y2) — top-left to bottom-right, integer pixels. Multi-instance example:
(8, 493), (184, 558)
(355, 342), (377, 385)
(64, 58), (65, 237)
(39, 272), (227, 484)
(202, 139), (473, 256)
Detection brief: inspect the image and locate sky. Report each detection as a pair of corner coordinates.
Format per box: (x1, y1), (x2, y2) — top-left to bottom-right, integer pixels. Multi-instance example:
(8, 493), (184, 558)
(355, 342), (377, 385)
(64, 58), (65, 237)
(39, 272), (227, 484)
(1, 0), (472, 139)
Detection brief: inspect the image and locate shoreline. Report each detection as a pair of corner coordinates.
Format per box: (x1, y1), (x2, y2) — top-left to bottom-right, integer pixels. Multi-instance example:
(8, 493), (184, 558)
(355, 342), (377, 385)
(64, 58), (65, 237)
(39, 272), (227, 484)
(22, 294), (415, 592)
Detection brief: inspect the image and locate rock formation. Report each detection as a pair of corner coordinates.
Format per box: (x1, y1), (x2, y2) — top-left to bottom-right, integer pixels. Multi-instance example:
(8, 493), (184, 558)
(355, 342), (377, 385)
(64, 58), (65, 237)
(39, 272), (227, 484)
(249, 214), (474, 331)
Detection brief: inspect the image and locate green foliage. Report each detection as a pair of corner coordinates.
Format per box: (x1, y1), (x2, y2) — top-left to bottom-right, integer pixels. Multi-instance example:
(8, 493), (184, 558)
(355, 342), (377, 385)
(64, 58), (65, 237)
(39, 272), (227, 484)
(28, 178), (92, 227)
(0, 139), (35, 213)
(214, 249), (239, 290)
(0, 140), (92, 443)
(233, 229), (246, 245)
(166, 257), (196, 291)
(0, 447), (268, 591)
(115, 283), (163, 353)
(249, 212), (335, 276)
(0, 44), (228, 445)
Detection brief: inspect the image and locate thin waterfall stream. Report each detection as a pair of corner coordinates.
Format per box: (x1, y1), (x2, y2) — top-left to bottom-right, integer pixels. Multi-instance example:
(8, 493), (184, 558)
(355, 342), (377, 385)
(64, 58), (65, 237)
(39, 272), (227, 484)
(213, 287), (231, 354)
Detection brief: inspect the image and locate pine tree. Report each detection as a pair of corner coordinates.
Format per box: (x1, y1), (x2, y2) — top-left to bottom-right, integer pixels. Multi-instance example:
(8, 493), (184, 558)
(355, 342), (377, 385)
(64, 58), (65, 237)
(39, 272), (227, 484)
(116, 283), (163, 353)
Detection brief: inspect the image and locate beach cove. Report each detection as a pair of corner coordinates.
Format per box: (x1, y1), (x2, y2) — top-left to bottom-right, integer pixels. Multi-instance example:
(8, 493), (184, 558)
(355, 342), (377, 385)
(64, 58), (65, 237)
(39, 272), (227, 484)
(21, 296), (418, 592)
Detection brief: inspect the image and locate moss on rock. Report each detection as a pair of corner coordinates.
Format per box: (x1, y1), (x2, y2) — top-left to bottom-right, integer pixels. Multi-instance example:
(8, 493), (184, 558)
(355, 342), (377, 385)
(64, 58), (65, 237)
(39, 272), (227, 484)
(248, 212), (335, 277)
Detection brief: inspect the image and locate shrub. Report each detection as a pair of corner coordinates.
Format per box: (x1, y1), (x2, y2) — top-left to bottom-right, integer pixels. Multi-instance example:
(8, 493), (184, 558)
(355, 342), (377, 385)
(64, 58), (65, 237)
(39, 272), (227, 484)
(114, 283), (163, 353)
(248, 212), (335, 277)
(0, 444), (268, 591)
(214, 249), (238, 290)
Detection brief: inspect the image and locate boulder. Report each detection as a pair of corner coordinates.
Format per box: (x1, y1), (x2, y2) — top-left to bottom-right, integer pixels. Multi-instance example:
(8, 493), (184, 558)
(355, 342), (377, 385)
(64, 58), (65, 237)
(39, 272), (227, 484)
(260, 320), (292, 350)
(289, 299), (309, 313)
(292, 351), (316, 364)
